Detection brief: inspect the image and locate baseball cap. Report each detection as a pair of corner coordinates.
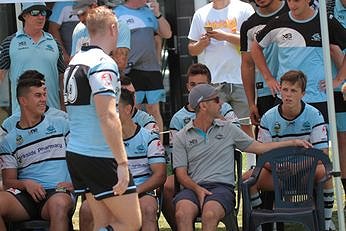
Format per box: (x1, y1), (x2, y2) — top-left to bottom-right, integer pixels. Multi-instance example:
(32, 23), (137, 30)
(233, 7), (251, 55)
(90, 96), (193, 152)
(98, 0), (124, 8)
(18, 2), (52, 22)
(188, 84), (219, 110)
(72, 0), (97, 15)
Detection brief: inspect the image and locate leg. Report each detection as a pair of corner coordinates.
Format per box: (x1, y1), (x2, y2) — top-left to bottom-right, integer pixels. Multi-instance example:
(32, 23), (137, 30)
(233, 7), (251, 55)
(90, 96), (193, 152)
(103, 193), (141, 231)
(41, 192), (74, 231)
(139, 195), (158, 231)
(79, 200), (94, 231)
(201, 200), (225, 231)
(241, 124), (256, 169)
(145, 103), (163, 134)
(0, 191), (31, 230)
(175, 199), (199, 231)
(162, 175), (177, 230)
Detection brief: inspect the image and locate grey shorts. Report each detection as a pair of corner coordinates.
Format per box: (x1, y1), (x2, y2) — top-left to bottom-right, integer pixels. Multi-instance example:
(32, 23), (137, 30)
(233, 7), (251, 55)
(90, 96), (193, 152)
(213, 83), (250, 124)
(173, 182), (235, 215)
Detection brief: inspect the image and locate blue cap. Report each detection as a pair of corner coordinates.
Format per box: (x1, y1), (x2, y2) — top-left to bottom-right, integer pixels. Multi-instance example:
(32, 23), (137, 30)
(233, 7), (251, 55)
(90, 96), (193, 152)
(18, 2), (52, 22)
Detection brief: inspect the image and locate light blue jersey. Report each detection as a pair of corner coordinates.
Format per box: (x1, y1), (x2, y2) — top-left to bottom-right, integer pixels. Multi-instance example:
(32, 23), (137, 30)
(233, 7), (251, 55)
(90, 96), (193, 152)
(1, 106), (68, 136)
(258, 102), (328, 149)
(132, 108), (159, 133)
(334, 0), (346, 28)
(0, 29), (65, 112)
(240, 1), (289, 97)
(124, 125), (165, 186)
(70, 19), (130, 56)
(49, 1), (79, 55)
(256, 10), (346, 103)
(114, 5), (160, 72)
(64, 46), (120, 158)
(0, 116), (70, 189)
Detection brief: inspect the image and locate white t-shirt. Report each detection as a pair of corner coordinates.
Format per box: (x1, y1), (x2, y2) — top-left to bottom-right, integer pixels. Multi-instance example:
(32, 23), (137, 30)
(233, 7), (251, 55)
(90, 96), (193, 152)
(188, 0), (254, 84)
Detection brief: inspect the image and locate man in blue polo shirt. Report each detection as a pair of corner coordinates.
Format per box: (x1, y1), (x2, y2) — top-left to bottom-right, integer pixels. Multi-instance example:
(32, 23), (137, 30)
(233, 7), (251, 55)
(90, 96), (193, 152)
(0, 2), (65, 113)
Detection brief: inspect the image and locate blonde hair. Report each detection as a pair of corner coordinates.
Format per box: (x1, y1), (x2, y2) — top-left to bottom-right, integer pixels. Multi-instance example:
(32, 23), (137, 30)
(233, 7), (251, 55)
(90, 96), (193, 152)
(86, 6), (118, 37)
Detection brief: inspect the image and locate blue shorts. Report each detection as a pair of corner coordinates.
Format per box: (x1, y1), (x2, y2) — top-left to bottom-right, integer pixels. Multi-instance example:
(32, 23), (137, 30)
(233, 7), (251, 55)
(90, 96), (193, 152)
(135, 89), (166, 104)
(173, 182), (235, 215)
(336, 112), (346, 132)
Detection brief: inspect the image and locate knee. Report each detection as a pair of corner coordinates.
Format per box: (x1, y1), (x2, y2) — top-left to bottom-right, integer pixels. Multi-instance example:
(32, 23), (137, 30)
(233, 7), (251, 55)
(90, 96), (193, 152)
(47, 196), (73, 218)
(201, 209), (219, 223)
(175, 207), (194, 224)
(141, 203), (157, 222)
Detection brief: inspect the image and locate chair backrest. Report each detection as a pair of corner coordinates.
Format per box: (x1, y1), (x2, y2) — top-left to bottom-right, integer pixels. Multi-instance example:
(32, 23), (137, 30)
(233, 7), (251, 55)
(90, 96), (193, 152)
(255, 147), (332, 209)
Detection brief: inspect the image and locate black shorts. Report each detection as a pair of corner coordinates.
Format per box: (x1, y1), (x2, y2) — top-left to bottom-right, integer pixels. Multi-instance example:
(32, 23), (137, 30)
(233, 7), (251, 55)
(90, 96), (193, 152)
(308, 101), (329, 122)
(257, 95), (279, 117)
(6, 188), (71, 219)
(127, 69), (164, 91)
(66, 151), (136, 200)
(334, 92), (346, 113)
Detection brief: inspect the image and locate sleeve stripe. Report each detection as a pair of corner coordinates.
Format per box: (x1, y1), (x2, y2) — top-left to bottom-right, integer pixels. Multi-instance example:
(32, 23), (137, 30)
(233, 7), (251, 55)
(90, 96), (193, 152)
(259, 125), (270, 131)
(89, 69), (118, 76)
(312, 122), (326, 129)
(148, 137), (160, 146)
(93, 90), (115, 96)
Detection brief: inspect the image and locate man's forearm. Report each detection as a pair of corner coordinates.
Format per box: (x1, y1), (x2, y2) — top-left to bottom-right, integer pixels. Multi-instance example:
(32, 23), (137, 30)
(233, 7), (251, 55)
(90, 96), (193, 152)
(241, 53), (256, 107)
(188, 41), (206, 56)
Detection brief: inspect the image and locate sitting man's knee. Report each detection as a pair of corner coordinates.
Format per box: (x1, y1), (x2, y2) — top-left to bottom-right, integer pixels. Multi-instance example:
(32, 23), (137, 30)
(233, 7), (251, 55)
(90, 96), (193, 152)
(201, 209), (219, 222)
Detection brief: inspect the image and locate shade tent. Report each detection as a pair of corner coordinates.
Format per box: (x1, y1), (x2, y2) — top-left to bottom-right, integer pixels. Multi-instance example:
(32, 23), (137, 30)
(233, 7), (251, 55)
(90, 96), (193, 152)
(319, 0), (345, 230)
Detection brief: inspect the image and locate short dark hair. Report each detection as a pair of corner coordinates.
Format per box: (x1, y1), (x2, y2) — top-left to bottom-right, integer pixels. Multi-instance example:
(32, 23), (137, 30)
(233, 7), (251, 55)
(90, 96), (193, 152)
(120, 88), (135, 108)
(120, 75), (132, 87)
(280, 70), (307, 92)
(16, 70), (45, 103)
(187, 63), (212, 83)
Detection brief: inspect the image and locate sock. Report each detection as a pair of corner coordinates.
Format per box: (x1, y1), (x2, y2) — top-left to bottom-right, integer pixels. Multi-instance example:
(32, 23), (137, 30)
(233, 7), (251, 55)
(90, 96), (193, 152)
(323, 188), (334, 230)
(251, 192), (262, 209)
(342, 179), (346, 195)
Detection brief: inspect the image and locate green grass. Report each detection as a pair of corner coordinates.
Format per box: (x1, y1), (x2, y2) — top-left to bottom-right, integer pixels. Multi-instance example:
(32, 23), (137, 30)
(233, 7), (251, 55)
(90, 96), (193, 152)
(71, 153), (346, 230)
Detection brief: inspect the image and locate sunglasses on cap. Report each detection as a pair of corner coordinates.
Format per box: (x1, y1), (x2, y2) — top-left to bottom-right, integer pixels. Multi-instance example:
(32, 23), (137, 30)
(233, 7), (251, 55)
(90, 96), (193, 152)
(29, 10), (47, 17)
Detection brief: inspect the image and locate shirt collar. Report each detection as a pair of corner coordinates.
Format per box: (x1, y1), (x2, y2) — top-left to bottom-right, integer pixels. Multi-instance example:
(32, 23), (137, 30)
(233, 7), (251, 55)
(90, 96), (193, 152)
(16, 28), (53, 40)
(185, 118), (225, 131)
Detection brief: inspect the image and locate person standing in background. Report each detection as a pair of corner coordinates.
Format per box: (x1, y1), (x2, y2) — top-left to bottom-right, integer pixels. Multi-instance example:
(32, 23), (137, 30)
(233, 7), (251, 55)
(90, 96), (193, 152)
(0, 2), (65, 112)
(188, 0), (256, 169)
(49, 1), (79, 65)
(115, 0), (172, 136)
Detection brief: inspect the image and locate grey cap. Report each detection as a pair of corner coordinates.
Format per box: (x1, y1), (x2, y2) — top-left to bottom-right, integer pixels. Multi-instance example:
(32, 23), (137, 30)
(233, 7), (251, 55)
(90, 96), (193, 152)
(188, 84), (218, 110)
(72, 0), (97, 15)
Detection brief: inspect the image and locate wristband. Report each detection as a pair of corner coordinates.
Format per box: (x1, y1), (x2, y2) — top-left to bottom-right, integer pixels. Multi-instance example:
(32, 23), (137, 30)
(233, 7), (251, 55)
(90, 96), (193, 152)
(156, 14), (162, 19)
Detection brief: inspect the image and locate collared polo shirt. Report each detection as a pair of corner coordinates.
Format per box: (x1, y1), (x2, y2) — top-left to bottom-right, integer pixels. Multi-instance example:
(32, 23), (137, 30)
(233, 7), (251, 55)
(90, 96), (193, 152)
(0, 29), (65, 112)
(173, 119), (253, 186)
